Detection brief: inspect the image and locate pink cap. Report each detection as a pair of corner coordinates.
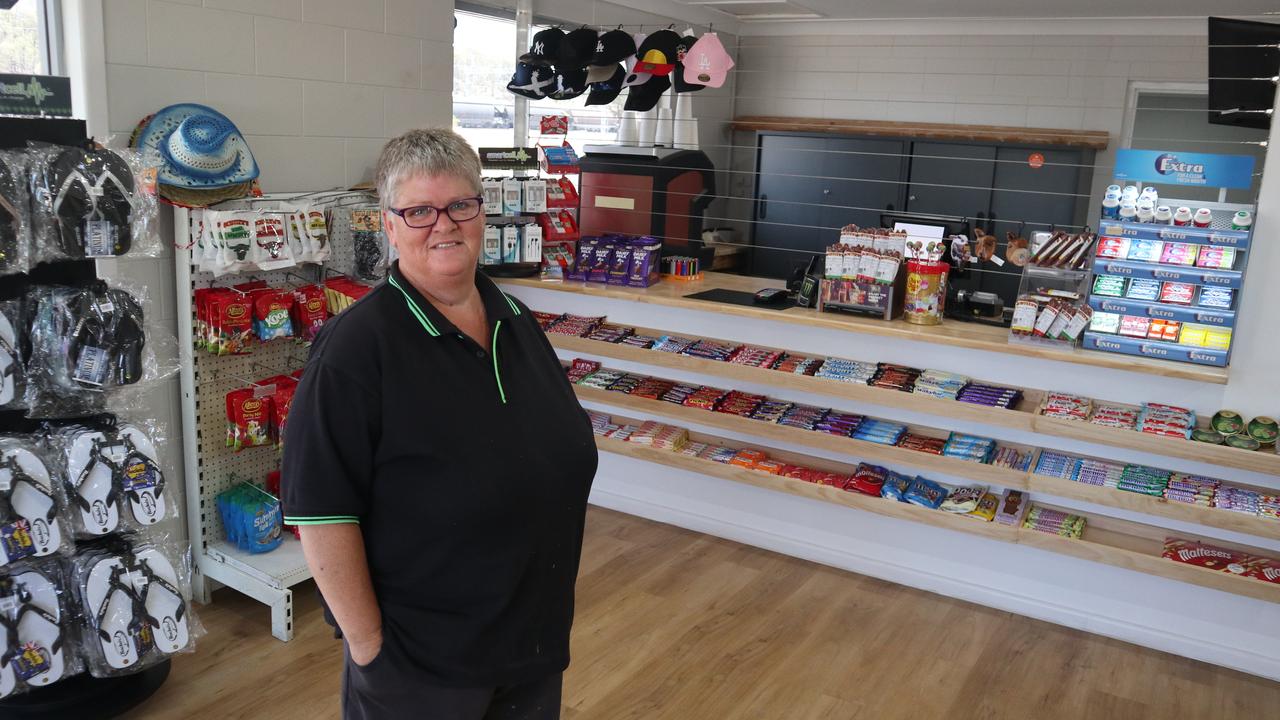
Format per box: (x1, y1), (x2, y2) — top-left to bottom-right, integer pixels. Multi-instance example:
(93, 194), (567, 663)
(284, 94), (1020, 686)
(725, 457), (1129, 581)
(683, 33), (734, 88)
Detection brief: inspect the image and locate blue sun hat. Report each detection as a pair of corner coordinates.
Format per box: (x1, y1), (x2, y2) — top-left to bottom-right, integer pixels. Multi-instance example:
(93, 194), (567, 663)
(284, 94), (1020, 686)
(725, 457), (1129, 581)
(133, 104), (259, 189)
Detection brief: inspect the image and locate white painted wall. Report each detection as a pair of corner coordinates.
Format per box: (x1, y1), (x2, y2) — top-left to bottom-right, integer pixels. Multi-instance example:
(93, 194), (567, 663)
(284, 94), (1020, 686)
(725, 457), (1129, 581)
(82, 0), (457, 545)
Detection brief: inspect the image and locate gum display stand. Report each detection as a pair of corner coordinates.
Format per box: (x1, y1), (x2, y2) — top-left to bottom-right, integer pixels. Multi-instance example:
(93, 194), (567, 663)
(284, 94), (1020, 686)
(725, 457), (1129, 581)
(0, 116), (172, 718)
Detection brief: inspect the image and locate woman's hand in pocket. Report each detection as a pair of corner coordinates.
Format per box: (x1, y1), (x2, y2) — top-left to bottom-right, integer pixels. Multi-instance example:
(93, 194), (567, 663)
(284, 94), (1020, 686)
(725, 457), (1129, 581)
(348, 628), (384, 667)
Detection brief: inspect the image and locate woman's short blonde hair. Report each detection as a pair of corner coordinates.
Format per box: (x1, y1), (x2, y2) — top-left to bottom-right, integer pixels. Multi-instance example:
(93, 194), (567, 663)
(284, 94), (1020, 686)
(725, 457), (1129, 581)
(375, 128), (483, 209)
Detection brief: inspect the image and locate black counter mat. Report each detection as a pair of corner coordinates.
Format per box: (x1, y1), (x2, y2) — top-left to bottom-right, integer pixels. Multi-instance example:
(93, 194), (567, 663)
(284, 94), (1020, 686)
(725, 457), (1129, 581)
(683, 288), (796, 311)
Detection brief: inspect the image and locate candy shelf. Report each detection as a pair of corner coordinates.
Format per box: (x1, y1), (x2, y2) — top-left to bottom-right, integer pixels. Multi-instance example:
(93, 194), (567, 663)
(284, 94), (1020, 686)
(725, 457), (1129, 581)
(1086, 296), (1234, 327)
(595, 415), (1280, 604)
(546, 321), (1280, 477)
(499, 274), (1231, 384)
(1098, 218), (1251, 249)
(574, 369), (1280, 541)
(1090, 257), (1242, 290)
(575, 384), (1035, 489)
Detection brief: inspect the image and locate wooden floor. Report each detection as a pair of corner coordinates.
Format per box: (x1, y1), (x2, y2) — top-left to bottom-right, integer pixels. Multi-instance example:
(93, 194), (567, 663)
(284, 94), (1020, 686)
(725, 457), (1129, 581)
(125, 507), (1280, 719)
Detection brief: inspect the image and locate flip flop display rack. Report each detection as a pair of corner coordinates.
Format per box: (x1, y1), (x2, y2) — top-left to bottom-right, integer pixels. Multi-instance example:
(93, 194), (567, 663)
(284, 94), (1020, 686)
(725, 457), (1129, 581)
(0, 116), (196, 713)
(174, 195), (386, 641)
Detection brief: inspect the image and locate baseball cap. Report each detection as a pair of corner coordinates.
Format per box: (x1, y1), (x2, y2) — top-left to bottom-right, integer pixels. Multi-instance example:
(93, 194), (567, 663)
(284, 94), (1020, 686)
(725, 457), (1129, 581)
(623, 74), (670, 112)
(684, 32), (734, 88)
(590, 29), (636, 66)
(585, 63), (619, 84)
(559, 28), (598, 67)
(585, 64), (625, 106)
(635, 30), (680, 75)
(548, 66), (589, 100)
(673, 34), (705, 93)
(520, 27), (564, 66)
(507, 62), (556, 99)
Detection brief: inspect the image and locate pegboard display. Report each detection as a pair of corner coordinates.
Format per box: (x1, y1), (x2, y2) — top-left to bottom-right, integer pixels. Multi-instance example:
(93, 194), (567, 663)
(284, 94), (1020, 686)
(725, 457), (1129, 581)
(326, 204), (389, 283)
(175, 194), (381, 641)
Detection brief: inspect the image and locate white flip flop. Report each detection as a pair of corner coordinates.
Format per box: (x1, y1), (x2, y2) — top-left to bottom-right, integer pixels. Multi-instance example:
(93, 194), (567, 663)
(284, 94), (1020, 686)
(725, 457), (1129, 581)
(11, 568), (65, 687)
(0, 591), (16, 698)
(116, 427), (165, 527)
(0, 312), (17, 407)
(1, 449), (63, 558)
(66, 432), (119, 536)
(134, 548), (188, 654)
(84, 556), (140, 669)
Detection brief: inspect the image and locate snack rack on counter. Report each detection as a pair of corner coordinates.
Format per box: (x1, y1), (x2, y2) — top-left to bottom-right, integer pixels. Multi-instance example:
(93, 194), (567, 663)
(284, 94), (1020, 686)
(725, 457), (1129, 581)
(479, 117), (582, 279)
(1008, 230), (1096, 349)
(174, 194), (373, 641)
(1082, 196), (1253, 368)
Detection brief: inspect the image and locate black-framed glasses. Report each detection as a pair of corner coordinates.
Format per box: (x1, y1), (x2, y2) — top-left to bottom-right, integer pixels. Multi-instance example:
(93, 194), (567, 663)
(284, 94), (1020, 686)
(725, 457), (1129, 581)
(388, 196), (484, 229)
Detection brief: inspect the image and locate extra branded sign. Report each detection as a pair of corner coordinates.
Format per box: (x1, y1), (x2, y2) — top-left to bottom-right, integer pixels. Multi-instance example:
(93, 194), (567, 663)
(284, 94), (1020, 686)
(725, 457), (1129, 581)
(0, 74), (71, 117)
(1113, 149), (1255, 189)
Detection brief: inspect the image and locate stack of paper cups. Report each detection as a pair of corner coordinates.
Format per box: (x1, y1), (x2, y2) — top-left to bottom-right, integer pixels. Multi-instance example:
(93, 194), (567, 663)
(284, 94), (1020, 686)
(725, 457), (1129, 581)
(674, 93), (698, 149)
(637, 110), (657, 147)
(618, 111), (639, 147)
(655, 108), (674, 147)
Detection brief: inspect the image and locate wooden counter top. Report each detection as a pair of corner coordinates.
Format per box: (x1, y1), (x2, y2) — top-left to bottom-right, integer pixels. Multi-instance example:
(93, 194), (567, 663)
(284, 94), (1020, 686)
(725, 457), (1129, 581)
(499, 273), (1230, 385)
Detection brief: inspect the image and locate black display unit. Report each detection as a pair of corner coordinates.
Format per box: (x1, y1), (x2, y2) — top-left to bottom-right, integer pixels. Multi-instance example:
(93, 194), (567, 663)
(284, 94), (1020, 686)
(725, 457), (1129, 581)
(748, 132), (1095, 317)
(0, 115), (172, 719)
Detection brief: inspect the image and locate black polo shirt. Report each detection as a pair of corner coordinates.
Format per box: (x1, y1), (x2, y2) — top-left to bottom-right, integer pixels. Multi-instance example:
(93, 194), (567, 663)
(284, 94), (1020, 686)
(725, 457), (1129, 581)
(281, 260), (597, 687)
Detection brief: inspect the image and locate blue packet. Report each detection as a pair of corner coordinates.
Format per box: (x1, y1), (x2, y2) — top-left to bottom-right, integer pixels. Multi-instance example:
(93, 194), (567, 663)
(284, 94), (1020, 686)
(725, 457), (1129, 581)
(904, 476), (947, 509)
(881, 472), (912, 502)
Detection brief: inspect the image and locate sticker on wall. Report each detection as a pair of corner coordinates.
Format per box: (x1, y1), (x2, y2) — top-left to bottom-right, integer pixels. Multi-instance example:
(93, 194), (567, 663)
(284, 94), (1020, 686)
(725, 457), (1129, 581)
(1028, 152), (1045, 169)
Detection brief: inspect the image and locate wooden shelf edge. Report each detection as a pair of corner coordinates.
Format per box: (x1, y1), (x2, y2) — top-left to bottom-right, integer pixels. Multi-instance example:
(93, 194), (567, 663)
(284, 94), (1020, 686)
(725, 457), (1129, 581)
(576, 385), (1032, 489)
(503, 276), (1230, 385)
(594, 428), (1280, 605)
(579, 378), (1280, 546)
(1027, 472), (1280, 542)
(544, 317), (1270, 475)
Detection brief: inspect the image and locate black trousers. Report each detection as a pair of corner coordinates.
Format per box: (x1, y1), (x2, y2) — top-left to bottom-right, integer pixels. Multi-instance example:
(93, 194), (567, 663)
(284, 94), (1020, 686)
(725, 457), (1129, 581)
(341, 639), (562, 720)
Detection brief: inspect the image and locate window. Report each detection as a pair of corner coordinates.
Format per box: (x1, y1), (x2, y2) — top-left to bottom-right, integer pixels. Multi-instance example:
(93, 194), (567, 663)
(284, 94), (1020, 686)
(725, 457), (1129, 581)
(0, 0), (51, 74)
(452, 9), (620, 153)
(452, 10), (518, 151)
(529, 23), (620, 148)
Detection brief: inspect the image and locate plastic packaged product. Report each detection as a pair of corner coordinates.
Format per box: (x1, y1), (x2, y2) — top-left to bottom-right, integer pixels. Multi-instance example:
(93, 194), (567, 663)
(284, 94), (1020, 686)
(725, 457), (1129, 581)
(1124, 278), (1161, 302)
(52, 418), (170, 536)
(0, 560), (83, 696)
(27, 143), (162, 263)
(0, 300), (25, 411)
(71, 538), (201, 677)
(0, 150), (33, 275)
(994, 489), (1028, 527)
(904, 476), (947, 509)
(881, 472), (912, 502)
(1091, 275), (1127, 297)
(216, 483), (283, 555)
(0, 437), (71, 565)
(940, 485), (985, 513)
(24, 283), (149, 418)
(965, 493), (999, 522)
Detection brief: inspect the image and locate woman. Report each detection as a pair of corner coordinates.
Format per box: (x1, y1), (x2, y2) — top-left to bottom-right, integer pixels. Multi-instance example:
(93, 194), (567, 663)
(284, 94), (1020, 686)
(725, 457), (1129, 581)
(282, 128), (598, 720)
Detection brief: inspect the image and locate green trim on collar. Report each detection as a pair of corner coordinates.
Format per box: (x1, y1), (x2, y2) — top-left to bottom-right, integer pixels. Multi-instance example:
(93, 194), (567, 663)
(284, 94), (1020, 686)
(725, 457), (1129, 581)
(500, 291), (521, 316)
(491, 320), (507, 404)
(387, 274), (441, 337)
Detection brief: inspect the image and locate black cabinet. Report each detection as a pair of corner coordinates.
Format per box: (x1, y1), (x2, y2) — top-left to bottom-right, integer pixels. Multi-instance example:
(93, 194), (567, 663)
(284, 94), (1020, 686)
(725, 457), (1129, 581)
(749, 132), (1095, 301)
(751, 134), (906, 278)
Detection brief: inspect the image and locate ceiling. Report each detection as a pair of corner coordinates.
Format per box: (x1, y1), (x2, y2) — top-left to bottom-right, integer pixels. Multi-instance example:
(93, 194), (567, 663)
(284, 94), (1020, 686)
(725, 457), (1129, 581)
(679, 0), (1279, 21)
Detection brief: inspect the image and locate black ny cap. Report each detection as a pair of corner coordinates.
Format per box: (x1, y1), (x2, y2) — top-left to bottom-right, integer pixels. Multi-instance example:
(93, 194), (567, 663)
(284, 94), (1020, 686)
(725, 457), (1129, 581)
(559, 28), (598, 67)
(519, 27), (564, 66)
(590, 29), (636, 66)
